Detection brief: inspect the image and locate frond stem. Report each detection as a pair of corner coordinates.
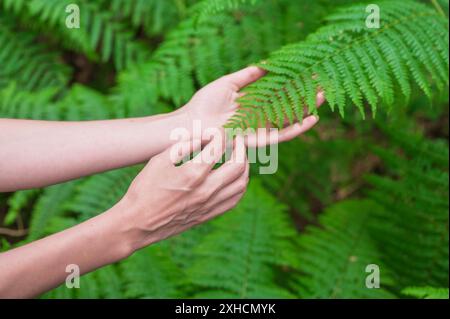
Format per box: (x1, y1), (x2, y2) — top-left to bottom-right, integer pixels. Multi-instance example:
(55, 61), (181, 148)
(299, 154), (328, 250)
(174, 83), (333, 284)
(430, 0), (447, 17)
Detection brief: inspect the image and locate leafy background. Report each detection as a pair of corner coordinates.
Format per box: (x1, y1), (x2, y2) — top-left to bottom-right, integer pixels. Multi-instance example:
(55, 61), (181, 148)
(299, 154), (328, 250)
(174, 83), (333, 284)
(0, 0), (448, 299)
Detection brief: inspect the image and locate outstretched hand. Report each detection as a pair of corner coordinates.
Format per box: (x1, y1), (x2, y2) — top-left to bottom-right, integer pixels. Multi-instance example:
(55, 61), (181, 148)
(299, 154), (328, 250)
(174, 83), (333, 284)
(119, 135), (249, 249)
(181, 66), (325, 147)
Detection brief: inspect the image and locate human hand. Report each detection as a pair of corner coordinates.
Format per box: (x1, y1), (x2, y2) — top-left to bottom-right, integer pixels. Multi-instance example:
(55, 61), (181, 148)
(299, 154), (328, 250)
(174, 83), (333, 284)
(180, 66), (325, 147)
(116, 135), (249, 251)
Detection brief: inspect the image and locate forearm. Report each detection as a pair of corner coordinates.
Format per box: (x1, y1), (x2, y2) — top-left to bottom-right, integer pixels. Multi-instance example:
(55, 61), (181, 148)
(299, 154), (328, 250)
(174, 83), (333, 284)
(0, 109), (189, 191)
(0, 200), (133, 298)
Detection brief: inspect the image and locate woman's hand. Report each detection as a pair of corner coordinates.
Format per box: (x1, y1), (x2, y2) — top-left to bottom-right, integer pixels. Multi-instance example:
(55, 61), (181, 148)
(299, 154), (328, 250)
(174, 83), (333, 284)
(114, 135), (249, 252)
(0, 135), (249, 298)
(180, 66), (325, 147)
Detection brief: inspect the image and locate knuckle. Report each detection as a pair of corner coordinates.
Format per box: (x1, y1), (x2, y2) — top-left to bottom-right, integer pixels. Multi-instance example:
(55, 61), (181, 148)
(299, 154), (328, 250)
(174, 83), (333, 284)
(184, 166), (204, 182)
(248, 69), (259, 80)
(232, 162), (246, 177)
(207, 186), (217, 199)
(237, 162), (246, 174)
(150, 153), (169, 167)
(196, 192), (210, 204)
(237, 180), (247, 192)
(149, 155), (162, 165)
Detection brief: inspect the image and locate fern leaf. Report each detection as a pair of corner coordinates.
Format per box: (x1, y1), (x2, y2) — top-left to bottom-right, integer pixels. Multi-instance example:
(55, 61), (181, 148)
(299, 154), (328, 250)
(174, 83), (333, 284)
(0, 83), (61, 119)
(0, 0), (149, 70)
(113, 0), (335, 113)
(186, 180), (297, 298)
(65, 166), (140, 221)
(0, 16), (70, 92)
(121, 246), (183, 298)
(367, 128), (449, 288)
(194, 0), (260, 23)
(28, 181), (80, 240)
(402, 286), (449, 299)
(293, 200), (394, 298)
(227, 0), (449, 129)
(4, 189), (39, 226)
(107, 0), (190, 36)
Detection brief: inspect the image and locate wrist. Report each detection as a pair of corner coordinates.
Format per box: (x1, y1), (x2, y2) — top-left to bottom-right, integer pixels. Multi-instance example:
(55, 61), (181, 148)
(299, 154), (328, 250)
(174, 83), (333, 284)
(167, 107), (194, 136)
(104, 196), (165, 257)
(95, 200), (139, 260)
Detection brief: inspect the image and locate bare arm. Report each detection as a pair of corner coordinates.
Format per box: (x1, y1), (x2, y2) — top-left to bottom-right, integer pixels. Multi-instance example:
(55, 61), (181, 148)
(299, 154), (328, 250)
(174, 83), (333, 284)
(0, 137), (250, 298)
(0, 110), (188, 191)
(0, 67), (323, 192)
(0, 67), (323, 298)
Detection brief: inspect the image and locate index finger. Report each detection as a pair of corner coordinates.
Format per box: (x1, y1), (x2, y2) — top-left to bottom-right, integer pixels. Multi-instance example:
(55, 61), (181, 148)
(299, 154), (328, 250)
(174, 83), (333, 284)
(222, 66), (267, 90)
(184, 132), (227, 173)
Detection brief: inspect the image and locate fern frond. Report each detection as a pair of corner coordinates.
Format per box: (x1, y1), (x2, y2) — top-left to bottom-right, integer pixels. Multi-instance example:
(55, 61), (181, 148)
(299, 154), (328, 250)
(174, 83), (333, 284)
(0, 83), (61, 119)
(106, 0), (191, 36)
(367, 129), (449, 288)
(0, 83), (114, 121)
(255, 135), (365, 221)
(0, 0), (149, 70)
(193, 0), (260, 23)
(121, 246), (183, 298)
(113, 0), (332, 113)
(3, 189), (39, 226)
(293, 200), (394, 298)
(0, 16), (70, 92)
(65, 166), (139, 221)
(58, 85), (114, 120)
(186, 180), (297, 298)
(42, 265), (124, 299)
(227, 0), (449, 129)
(27, 181), (80, 240)
(402, 286), (449, 299)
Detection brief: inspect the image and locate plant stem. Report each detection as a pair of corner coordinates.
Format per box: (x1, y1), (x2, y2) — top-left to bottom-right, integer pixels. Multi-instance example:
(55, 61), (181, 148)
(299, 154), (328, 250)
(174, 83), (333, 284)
(430, 0), (446, 17)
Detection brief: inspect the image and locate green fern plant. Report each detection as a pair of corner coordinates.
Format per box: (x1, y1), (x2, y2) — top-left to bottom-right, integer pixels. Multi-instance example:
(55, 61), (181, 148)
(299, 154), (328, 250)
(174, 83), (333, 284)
(293, 200), (395, 298)
(402, 286), (449, 299)
(1, 0), (448, 300)
(65, 166), (140, 221)
(106, 0), (192, 36)
(0, 0), (150, 70)
(193, 0), (260, 23)
(42, 264), (124, 299)
(0, 83), (61, 119)
(0, 83), (116, 121)
(0, 16), (70, 92)
(121, 246), (183, 298)
(226, 0), (449, 129)
(367, 127), (449, 289)
(113, 0), (337, 112)
(186, 180), (298, 298)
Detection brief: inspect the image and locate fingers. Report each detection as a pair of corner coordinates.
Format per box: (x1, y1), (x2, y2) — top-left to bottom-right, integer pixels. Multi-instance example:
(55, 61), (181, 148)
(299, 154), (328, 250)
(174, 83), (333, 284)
(243, 90), (324, 147)
(277, 115), (320, 143)
(316, 91), (325, 106)
(245, 114), (319, 148)
(222, 66), (267, 90)
(142, 139), (202, 175)
(203, 156), (249, 208)
(197, 136), (248, 199)
(167, 139), (202, 164)
(179, 134), (227, 185)
(280, 90), (325, 126)
(199, 192), (245, 223)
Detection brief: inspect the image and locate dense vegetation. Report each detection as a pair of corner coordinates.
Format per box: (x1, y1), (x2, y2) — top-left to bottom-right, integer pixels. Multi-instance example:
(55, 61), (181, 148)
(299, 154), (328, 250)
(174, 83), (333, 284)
(0, 0), (448, 299)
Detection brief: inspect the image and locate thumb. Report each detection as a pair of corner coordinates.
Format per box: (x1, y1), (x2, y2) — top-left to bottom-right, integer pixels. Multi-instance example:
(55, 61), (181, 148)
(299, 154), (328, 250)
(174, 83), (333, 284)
(222, 66), (266, 90)
(166, 139), (202, 165)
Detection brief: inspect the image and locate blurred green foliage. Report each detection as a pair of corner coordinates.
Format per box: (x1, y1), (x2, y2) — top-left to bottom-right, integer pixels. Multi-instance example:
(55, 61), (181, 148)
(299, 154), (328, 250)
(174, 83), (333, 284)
(0, 0), (448, 299)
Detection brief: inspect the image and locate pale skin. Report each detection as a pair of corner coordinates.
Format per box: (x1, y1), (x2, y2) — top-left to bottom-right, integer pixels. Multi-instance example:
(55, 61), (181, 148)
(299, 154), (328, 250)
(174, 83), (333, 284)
(0, 67), (324, 298)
